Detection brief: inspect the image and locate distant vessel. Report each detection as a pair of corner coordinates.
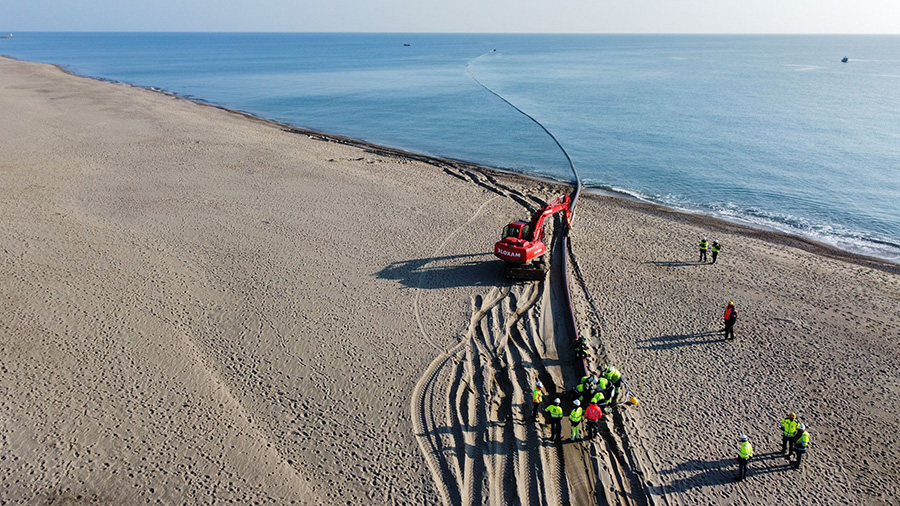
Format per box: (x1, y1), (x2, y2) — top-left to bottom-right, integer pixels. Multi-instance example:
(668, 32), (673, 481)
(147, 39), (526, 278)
(0, 34), (12, 39)
(841, 56), (849, 63)
(403, 43), (411, 47)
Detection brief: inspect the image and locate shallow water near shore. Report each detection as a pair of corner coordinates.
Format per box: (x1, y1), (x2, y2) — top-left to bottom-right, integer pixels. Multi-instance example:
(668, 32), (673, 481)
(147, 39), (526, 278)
(3, 33), (899, 261)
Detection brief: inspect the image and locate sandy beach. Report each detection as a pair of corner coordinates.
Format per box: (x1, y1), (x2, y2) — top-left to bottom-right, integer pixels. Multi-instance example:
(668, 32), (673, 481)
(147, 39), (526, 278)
(1, 56), (898, 505)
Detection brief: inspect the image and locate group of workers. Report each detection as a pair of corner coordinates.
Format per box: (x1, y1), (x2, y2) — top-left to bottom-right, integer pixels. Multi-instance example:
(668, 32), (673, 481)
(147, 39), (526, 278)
(532, 365), (624, 442)
(701, 237), (739, 341)
(698, 237), (722, 264)
(703, 238), (814, 479)
(736, 412), (812, 480)
(780, 412), (812, 467)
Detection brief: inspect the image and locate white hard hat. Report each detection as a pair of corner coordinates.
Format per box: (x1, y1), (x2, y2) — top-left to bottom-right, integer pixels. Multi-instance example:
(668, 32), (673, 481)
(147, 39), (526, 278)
(798, 424), (806, 431)
(573, 399), (581, 407)
(536, 381), (543, 388)
(739, 434), (748, 442)
(554, 398), (560, 404)
(703, 237), (707, 241)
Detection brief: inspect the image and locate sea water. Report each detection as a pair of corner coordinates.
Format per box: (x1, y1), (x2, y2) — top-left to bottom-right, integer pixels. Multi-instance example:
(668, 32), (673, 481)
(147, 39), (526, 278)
(3, 33), (899, 261)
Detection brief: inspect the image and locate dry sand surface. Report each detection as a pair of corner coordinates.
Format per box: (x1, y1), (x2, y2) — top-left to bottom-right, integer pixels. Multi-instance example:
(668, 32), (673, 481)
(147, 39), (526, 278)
(2, 56), (899, 505)
(569, 199), (900, 505)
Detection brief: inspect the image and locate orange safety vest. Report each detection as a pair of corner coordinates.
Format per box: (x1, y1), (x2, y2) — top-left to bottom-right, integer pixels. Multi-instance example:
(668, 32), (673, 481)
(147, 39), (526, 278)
(724, 307), (734, 321)
(585, 404), (602, 421)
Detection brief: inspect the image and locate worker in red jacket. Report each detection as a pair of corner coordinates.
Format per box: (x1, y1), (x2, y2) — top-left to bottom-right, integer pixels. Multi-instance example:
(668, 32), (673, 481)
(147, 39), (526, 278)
(723, 301), (738, 340)
(584, 401), (603, 439)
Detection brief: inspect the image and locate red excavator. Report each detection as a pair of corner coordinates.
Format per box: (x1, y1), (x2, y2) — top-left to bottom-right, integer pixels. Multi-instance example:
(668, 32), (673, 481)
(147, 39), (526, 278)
(493, 194), (573, 280)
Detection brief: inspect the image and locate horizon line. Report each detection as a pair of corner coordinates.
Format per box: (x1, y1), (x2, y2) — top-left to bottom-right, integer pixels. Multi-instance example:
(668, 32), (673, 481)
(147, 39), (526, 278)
(3, 30), (900, 36)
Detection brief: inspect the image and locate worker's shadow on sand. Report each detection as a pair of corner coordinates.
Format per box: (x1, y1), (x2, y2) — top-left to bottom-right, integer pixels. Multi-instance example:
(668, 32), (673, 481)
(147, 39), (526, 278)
(746, 452), (801, 475)
(648, 260), (710, 268)
(651, 453), (796, 494)
(377, 253), (498, 289)
(638, 331), (723, 351)
(650, 457), (733, 493)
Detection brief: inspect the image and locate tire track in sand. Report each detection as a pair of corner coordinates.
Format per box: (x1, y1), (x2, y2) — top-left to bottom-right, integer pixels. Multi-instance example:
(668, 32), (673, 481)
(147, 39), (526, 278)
(412, 273), (571, 505)
(411, 287), (507, 505)
(411, 186), (575, 505)
(414, 195), (502, 351)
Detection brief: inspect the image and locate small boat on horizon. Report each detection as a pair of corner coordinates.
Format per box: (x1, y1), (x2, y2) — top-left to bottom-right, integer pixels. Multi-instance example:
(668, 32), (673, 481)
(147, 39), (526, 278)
(403, 43), (411, 47)
(841, 56), (849, 63)
(0, 34), (12, 39)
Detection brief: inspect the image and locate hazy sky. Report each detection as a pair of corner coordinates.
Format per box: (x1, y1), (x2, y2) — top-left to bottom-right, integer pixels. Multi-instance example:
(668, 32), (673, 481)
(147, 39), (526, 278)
(4, 0), (900, 33)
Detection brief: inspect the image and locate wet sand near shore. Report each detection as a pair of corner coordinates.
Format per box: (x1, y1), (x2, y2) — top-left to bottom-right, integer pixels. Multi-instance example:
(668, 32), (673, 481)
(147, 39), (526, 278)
(1, 56), (898, 505)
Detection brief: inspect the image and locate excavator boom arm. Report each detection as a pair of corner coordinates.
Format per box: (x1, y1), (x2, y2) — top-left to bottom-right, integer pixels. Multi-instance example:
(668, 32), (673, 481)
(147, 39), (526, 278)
(527, 194), (572, 242)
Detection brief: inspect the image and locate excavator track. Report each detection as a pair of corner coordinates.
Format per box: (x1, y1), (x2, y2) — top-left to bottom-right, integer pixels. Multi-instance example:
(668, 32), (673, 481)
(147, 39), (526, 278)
(503, 259), (548, 281)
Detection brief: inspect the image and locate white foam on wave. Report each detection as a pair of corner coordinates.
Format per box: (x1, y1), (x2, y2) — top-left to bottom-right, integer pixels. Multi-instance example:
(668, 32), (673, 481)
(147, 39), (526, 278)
(584, 183), (900, 263)
(709, 203), (900, 263)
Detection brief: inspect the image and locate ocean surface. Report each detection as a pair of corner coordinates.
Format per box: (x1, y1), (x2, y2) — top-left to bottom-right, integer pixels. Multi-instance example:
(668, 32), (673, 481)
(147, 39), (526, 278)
(3, 33), (899, 262)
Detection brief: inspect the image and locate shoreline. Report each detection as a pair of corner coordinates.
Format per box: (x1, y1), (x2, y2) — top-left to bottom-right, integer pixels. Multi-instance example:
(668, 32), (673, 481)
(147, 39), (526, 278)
(240, 122), (900, 274)
(3, 53), (899, 505)
(2, 54), (896, 271)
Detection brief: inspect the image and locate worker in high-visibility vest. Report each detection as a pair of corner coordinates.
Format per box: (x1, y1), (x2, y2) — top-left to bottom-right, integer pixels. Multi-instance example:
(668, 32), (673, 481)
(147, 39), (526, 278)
(569, 399), (584, 441)
(544, 398), (564, 441)
(711, 240), (721, 264)
(574, 339), (588, 359)
(600, 365), (623, 401)
(573, 378), (592, 404)
(791, 425), (811, 469)
(699, 237), (709, 263)
(592, 376), (612, 406)
(584, 401), (603, 439)
(780, 413), (800, 454)
(531, 381), (545, 421)
(736, 435), (753, 481)
(590, 389), (607, 407)
(723, 301), (738, 340)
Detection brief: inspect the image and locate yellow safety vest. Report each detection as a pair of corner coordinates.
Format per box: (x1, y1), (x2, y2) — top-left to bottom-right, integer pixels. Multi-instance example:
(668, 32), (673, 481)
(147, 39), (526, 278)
(569, 407), (584, 423)
(545, 405), (563, 418)
(738, 441), (753, 459)
(605, 368), (621, 383)
(781, 418), (799, 437)
(532, 388), (543, 403)
(796, 431), (810, 448)
(700, 241), (708, 251)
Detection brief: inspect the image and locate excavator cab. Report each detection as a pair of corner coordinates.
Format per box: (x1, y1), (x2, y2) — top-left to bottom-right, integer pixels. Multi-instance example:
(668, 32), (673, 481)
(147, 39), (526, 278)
(501, 221), (531, 240)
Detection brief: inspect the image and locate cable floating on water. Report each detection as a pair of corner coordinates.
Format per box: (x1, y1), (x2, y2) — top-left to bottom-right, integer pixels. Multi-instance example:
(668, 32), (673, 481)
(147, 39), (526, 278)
(465, 53), (582, 199)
